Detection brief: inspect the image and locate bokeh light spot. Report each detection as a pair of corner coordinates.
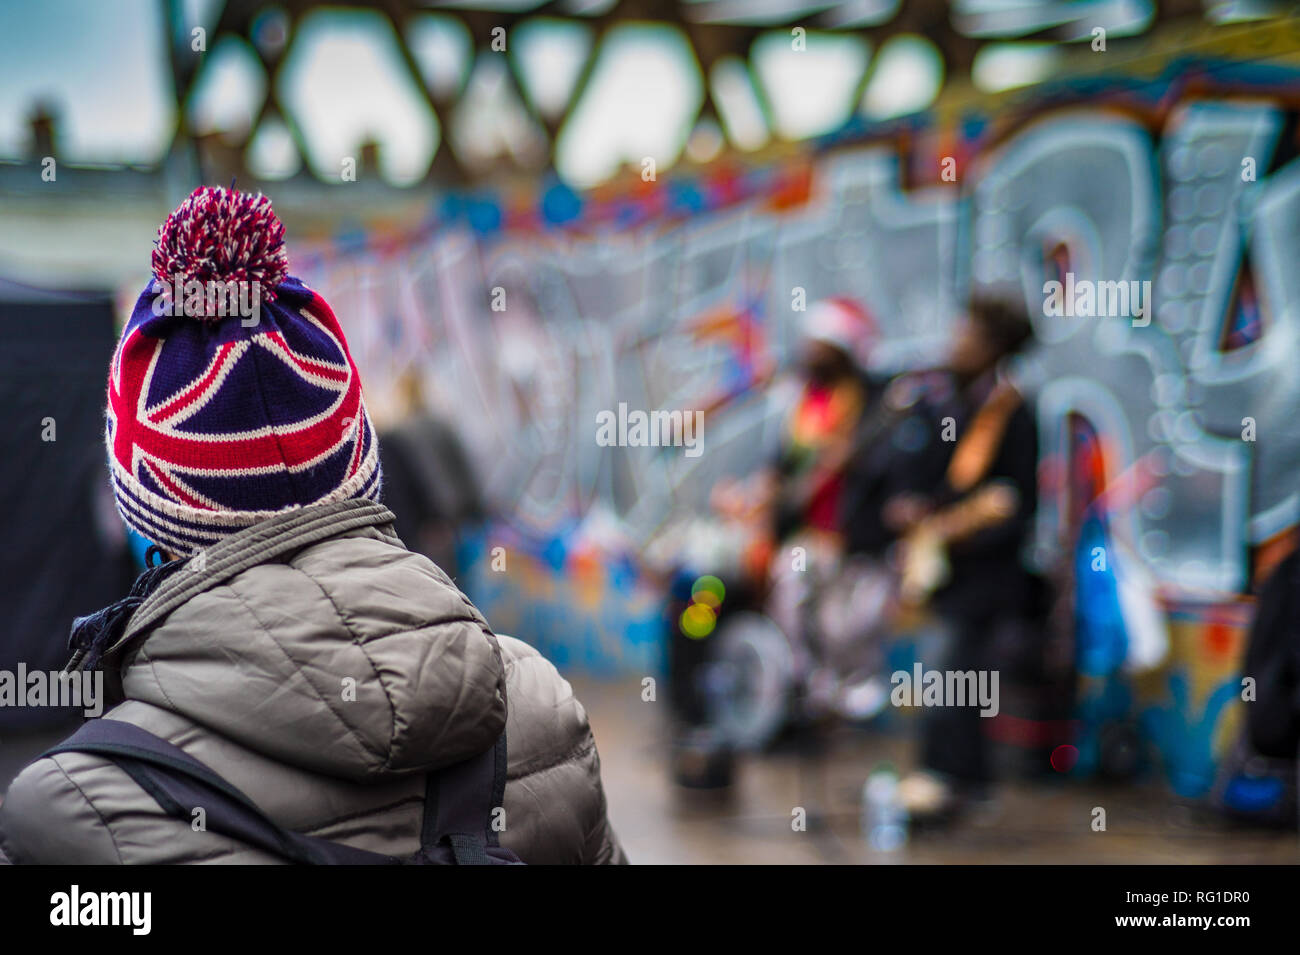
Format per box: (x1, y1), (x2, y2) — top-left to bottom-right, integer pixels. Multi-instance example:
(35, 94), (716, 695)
(1050, 744), (1079, 773)
(680, 602), (717, 639)
(690, 574), (726, 609)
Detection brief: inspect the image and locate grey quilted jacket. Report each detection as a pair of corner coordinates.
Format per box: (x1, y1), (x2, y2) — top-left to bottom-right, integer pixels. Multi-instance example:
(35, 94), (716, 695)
(0, 500), (626, 864)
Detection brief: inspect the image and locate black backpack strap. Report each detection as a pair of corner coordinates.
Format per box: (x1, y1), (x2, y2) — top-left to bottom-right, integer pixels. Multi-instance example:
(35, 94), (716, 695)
(420, 732), (509, 865)
(41, 719), (396, 865)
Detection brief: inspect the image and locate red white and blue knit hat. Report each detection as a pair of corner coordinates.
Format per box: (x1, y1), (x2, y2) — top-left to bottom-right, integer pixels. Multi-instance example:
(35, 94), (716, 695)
(106, 185), (381, 556)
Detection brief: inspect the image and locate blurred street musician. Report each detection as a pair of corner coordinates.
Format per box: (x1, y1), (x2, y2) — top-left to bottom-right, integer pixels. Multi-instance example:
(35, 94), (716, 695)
(884, 298), (1039, 820)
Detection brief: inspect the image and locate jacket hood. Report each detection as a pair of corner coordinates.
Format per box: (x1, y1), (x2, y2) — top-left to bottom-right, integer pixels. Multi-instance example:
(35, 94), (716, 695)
(110, 501), (507, 782)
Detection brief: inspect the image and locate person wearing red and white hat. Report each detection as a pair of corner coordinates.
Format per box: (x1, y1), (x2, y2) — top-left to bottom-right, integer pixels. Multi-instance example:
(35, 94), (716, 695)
(759, 297), (883, 687)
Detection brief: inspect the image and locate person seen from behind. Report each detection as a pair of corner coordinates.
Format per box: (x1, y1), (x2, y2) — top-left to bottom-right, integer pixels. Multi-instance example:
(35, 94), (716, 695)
(0, 186), (626, 865)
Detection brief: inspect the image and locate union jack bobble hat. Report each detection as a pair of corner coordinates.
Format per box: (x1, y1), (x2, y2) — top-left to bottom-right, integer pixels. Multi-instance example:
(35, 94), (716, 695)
(106, 185), (381, 556)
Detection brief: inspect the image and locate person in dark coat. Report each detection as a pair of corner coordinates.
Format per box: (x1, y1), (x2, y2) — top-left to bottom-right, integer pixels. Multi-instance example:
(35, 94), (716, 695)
(378, 371), (486, 578)
(890, 298), (1039, 818)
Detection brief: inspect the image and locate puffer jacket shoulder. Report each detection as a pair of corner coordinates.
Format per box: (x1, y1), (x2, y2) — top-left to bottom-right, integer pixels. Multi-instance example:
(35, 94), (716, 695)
(0, 501), (625, 865)
(495, 635), (624, 864)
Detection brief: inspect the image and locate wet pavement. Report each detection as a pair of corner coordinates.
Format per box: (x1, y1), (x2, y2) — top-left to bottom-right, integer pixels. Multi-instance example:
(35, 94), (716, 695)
(574, 677), (1300, 865)
(3, 680), (1295, 865)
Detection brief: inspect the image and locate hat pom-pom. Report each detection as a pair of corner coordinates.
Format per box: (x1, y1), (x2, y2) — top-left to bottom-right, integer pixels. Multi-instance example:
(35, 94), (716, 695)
(151, 186), (288, 316)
